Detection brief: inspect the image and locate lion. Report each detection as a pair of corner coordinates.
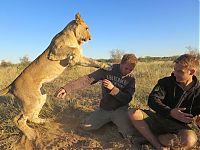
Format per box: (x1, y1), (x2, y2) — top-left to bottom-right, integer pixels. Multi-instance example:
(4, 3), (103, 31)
(0, 12), (108, 140)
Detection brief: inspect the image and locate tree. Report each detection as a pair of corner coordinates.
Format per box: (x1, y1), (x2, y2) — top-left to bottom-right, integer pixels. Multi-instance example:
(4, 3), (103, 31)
(110, 49), (125, 63)
(19, 55), (30, 66)
(185, 46), (200, 59)
(0, 60), (12, 67)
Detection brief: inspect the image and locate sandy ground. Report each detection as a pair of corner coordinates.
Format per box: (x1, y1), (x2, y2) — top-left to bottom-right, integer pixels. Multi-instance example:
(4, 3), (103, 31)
(12, 109), (200, 150)
(0, 99), (200, 150)
(13, 109), (144, 150)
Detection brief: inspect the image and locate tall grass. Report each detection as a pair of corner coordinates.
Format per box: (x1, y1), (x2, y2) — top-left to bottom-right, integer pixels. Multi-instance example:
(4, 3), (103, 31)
(133, 61), (173, 106)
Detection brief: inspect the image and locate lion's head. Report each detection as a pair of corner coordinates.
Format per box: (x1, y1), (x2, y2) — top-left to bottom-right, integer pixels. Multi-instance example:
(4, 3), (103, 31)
(74, 12), (91, 45)
(48, 12), (91, 61)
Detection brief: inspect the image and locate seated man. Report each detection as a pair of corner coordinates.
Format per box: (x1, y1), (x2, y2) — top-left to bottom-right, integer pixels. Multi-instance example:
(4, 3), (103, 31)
(55, 54), (138, 138)
(129, 53), (200, 150)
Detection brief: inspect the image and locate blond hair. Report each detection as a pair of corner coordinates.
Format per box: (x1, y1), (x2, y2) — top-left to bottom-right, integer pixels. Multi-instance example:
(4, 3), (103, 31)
(121, 54), (138, 68)
(174, 53), (200, 69)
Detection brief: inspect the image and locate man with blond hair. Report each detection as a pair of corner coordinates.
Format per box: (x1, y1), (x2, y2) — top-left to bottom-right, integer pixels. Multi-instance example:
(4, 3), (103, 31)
(129, 53), (200, 150)
(55, 54), (138, 138)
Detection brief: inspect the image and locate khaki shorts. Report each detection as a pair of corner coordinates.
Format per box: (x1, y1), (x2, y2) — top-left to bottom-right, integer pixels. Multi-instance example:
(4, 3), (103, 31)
(142, 110), (192, 135)
(80, 106), (135, 138)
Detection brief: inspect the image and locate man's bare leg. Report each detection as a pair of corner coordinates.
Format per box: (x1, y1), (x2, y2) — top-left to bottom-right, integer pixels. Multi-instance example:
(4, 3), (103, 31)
(158, 129), (197, 149)
(128, 109), (169, 150)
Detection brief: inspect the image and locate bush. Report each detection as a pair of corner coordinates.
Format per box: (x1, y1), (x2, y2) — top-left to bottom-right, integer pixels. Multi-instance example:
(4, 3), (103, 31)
(19, 55), (30, 67)
(0, 60), (12, 67)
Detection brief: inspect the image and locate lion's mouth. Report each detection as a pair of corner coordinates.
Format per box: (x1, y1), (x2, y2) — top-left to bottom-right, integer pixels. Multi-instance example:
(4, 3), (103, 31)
(78, 38), (87, 45)
(78, 40), (83, 45)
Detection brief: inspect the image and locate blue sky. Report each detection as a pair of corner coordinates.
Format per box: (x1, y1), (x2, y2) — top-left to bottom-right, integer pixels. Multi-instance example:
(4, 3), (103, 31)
(0, 0), (199, 63)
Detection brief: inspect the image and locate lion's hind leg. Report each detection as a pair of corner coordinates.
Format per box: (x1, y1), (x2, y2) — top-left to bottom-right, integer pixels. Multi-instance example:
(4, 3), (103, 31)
(25, 94), (47, 124)
(14, 112), (37, 140)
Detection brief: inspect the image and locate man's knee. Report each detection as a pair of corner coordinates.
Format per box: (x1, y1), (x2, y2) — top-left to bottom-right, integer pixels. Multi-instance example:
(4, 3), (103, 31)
(128, 108), (144, 121)
(179, 130), (197, 148)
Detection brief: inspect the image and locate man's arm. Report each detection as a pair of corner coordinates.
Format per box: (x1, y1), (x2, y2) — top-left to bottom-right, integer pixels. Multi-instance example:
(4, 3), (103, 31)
(55, 75), (94, 99)
(148, 81), (172, 116)
(55, 68), (107, 99)
(148, 81), (198, 123)
(62, 75), (94, 93)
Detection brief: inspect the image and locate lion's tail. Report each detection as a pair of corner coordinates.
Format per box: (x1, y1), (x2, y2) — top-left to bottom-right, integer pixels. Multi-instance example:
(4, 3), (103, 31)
(0, 86), (11, 96)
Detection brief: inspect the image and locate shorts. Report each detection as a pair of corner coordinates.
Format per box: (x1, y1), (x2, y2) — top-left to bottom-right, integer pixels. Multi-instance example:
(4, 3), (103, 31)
(142, 110), (192, 135)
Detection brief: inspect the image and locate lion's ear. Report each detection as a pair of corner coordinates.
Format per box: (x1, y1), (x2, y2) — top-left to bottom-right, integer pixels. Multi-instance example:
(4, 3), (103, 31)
(75, 12), (84, 24)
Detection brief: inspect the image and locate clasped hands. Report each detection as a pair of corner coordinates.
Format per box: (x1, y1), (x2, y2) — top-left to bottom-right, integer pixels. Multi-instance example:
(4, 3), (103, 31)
(170, 107), (200, 127)
(102, 79), (114, 90)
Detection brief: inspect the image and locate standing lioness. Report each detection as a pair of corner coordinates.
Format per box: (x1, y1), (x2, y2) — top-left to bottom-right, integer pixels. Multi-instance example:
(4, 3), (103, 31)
(0, 12), (107, 140)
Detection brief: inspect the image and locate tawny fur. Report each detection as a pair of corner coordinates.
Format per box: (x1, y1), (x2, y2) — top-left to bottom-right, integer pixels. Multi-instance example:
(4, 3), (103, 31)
(0, 12), (108, 140)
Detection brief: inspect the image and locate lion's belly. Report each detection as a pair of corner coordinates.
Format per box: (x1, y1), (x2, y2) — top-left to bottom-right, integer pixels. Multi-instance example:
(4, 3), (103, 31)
(41, 67), (64, 83)
(33, 64), (66, 84)
(13, 60), (66, 91)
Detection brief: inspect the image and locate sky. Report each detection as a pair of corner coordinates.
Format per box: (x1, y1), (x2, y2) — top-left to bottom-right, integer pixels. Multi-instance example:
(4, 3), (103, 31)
(0, 0), (199, 63)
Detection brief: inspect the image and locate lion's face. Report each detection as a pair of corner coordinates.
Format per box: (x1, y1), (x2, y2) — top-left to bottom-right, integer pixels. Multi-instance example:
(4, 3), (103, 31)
(75, 23), (91, 45)
(74, 13), (91, 45)
(48, 13), (91, 61)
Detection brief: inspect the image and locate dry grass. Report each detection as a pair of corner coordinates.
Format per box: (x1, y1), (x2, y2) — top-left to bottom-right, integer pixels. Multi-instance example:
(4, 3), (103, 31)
(0, 61), (199, 149)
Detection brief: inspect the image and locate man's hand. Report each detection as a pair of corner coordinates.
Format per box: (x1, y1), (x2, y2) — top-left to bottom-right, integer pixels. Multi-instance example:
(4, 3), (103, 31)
(54, 87), (67, 99)
(102, 79), (114, 90)
(195, 115), (200, 127)
(170, 108), (193, 123)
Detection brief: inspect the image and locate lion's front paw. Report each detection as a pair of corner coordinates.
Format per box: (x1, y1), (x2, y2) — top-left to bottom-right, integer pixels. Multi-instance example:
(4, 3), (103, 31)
(100, 64), (112, 71)
(30, 117), (47, 124)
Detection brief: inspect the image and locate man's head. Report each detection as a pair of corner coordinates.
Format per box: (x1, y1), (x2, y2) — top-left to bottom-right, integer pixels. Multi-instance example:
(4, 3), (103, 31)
(120, 54), (138, 76)
(173, 53), (199, 84)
